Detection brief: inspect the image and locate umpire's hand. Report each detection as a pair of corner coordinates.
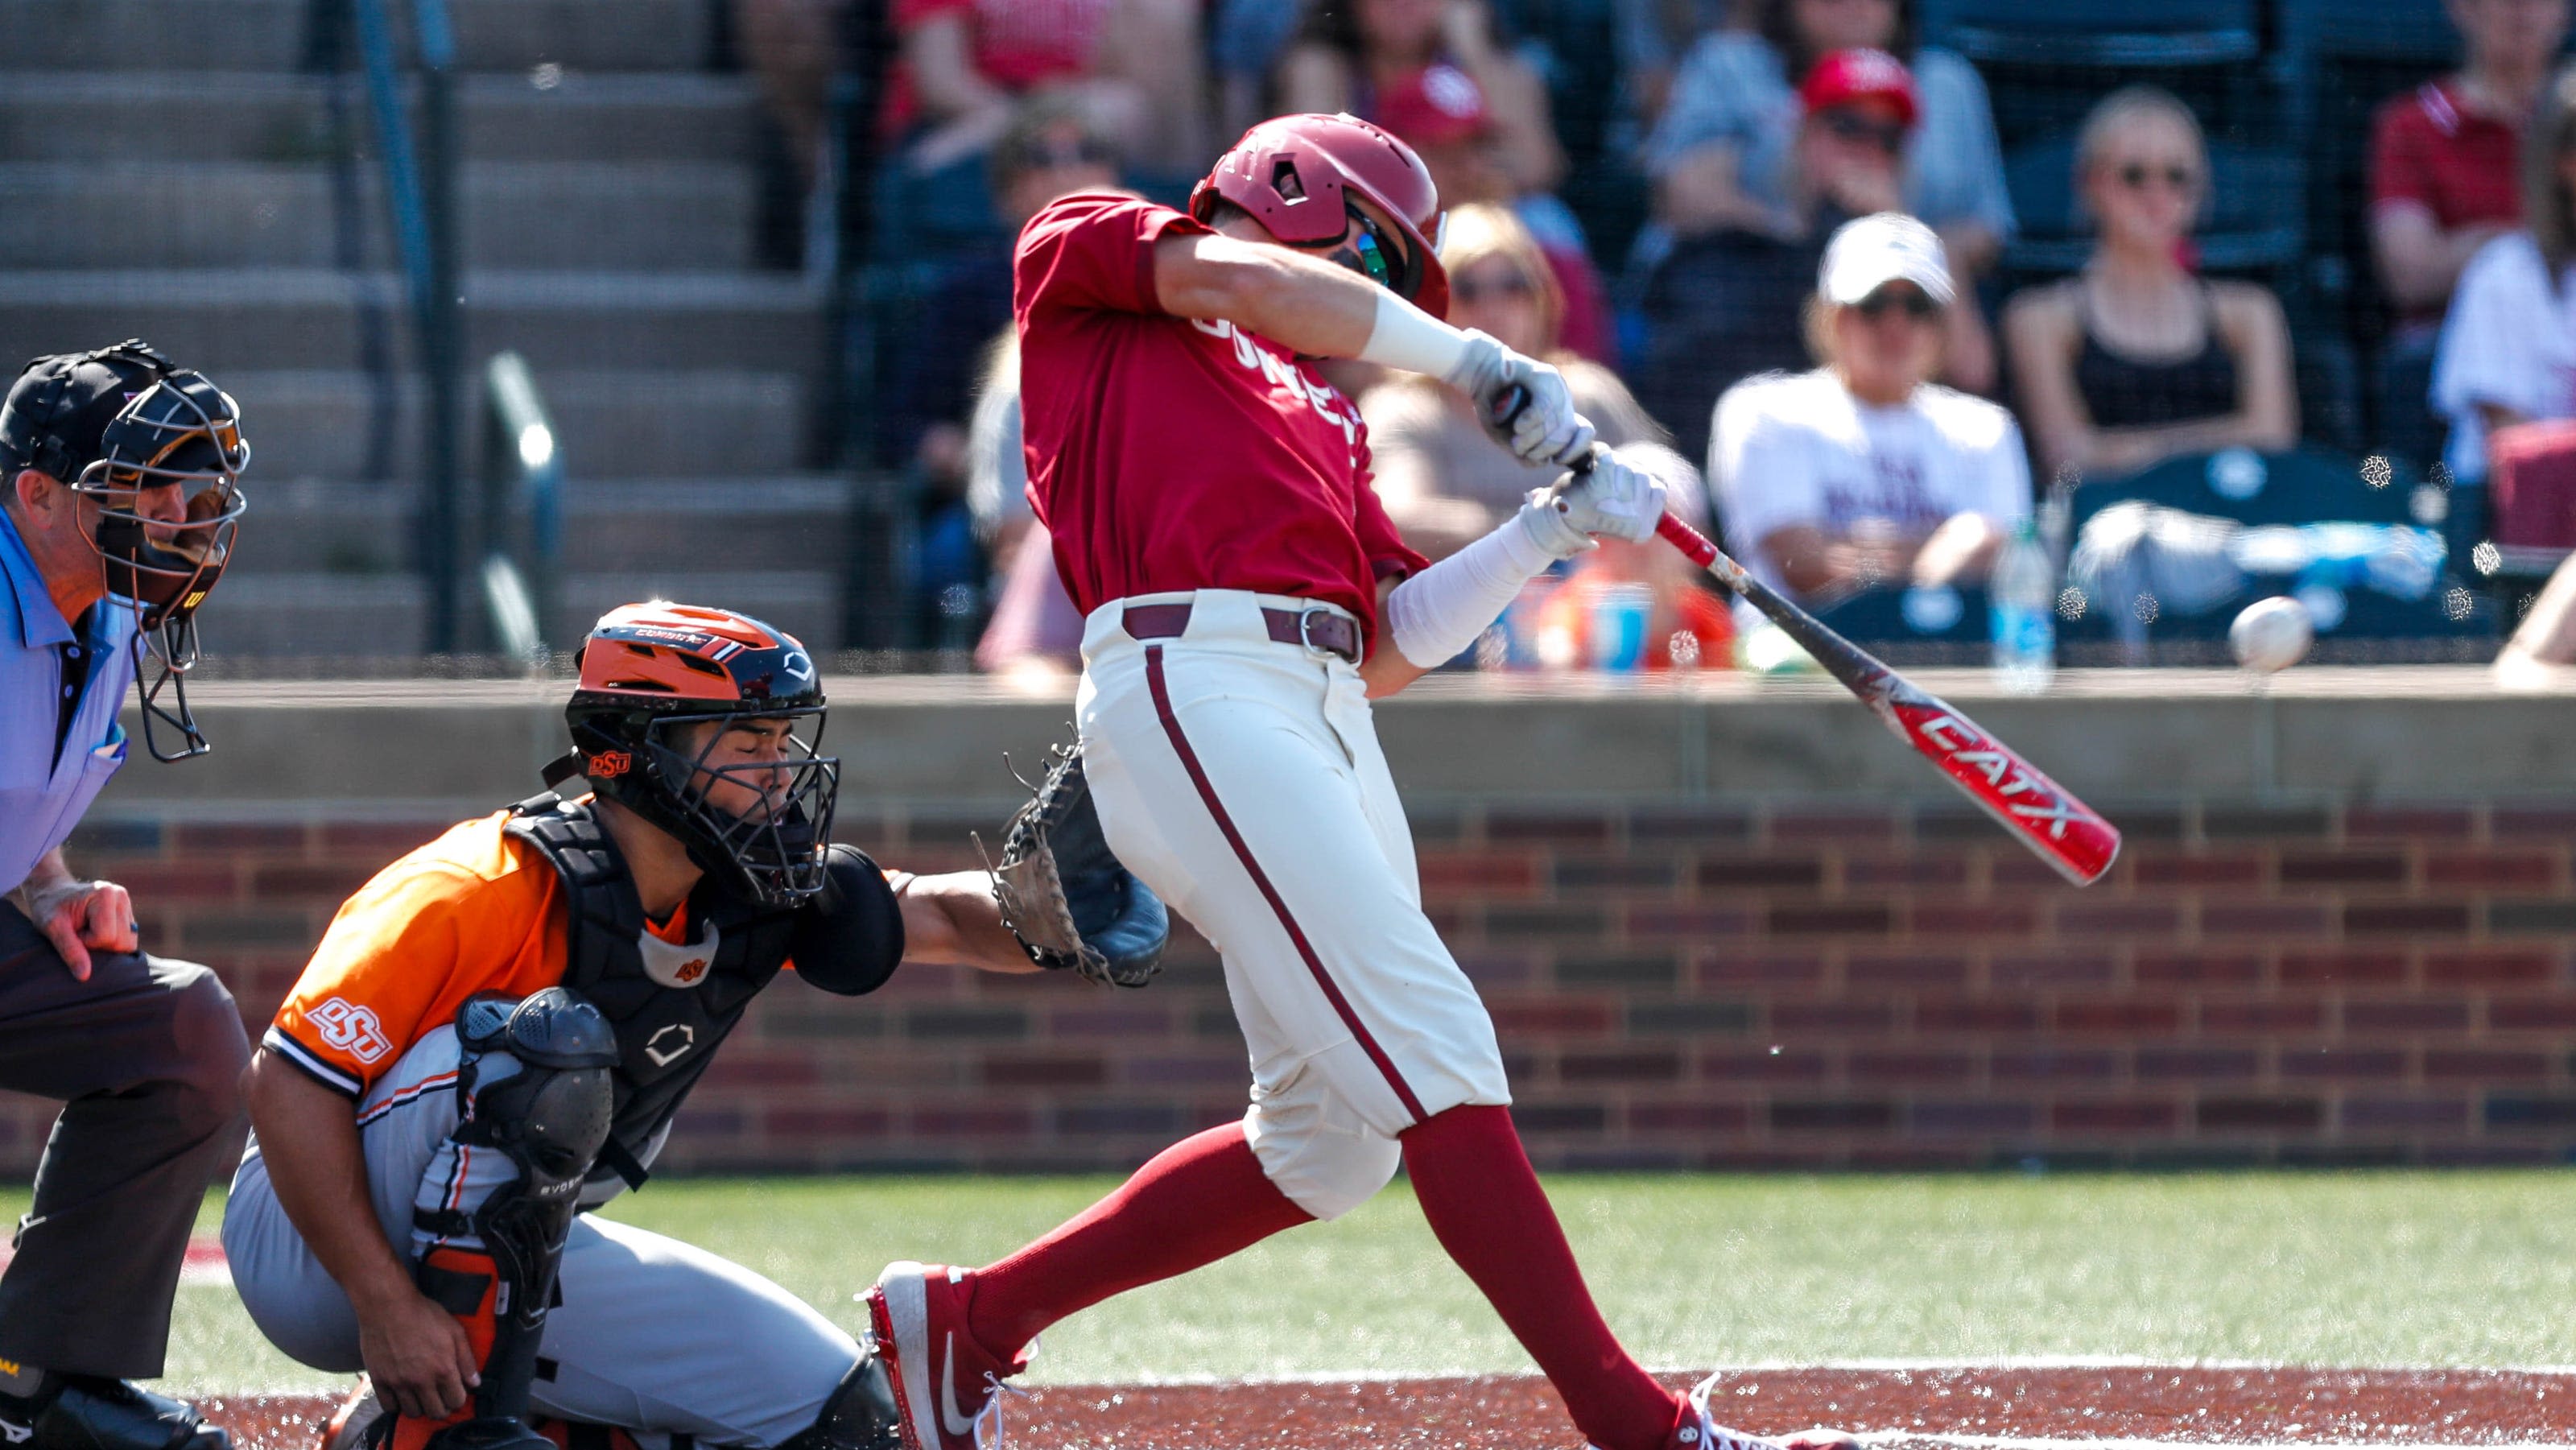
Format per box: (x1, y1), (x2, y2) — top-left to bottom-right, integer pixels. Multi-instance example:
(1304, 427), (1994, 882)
(23, 877), (138, 982)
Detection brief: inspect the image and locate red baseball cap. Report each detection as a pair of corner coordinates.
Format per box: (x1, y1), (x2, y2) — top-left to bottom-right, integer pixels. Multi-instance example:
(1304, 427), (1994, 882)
(1800, 48), (1920, 130)
(1377, 63), (1496, 150)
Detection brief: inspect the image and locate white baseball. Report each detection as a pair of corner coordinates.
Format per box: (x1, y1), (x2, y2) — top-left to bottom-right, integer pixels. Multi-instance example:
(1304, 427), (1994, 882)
(2229, 596), (2313, 673)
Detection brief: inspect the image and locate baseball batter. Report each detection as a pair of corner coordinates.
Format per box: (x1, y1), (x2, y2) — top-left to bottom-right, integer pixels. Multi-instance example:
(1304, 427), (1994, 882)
(857, 114), (1857, 1450)
(220, 604), (1144, 1450)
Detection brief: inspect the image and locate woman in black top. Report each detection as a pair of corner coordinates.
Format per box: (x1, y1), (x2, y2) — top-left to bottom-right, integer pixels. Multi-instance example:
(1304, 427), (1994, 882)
(2003, 86), (2297, 482)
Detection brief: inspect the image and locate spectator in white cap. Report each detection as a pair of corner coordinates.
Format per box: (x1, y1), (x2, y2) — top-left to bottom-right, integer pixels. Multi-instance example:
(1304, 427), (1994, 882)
(1710, 212), (2033, 603)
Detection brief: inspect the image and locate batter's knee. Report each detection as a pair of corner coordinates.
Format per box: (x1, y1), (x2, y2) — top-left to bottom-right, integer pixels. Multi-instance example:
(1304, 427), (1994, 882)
(159, 960), (251, 1129)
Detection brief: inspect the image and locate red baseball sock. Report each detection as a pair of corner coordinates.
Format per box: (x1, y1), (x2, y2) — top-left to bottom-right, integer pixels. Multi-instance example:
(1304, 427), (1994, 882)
(1403, 1104), (1683, 1450)
(967, 1121), (1313, 1362)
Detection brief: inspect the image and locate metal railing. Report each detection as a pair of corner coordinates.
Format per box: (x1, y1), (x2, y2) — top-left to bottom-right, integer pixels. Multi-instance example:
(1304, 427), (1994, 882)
(349, 0), (466, 651)
(478, 352), (564, 668)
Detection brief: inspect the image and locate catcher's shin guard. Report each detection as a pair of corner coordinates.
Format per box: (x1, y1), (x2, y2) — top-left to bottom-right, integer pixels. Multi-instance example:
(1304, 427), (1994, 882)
(394, 989), (619, 1450)
(777, 1356), (903, 1450)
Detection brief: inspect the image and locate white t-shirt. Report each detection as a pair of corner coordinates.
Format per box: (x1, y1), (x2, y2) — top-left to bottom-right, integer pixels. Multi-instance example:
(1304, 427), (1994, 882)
(1709, 369), (2033, 597)
(2432, 232), (2576, 485)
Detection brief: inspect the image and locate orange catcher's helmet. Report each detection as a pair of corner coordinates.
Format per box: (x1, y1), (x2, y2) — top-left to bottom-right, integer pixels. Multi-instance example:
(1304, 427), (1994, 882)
(1190, 112), (1451, 319)
(557, 602), (837, 907)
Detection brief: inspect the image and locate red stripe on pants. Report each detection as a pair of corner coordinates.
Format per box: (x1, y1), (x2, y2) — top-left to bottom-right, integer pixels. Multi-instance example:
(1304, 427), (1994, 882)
(1143, 645), (1427, 1122)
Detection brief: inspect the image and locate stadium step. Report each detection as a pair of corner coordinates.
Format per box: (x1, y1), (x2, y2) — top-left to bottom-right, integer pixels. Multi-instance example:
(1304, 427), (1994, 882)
(0, 73), (763, 166)
(232, 370), (807, 482)
(208, 567), (845, 657)
(0, 0), (721, 75)
(0, 269), (823, 374)
(0, 162), (758, 271)
(237, 475), (851, 575)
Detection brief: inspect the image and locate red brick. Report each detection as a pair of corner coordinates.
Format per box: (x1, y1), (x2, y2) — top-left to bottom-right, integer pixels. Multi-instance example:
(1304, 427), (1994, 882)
(174, 821), (311, 853)
(2279, 852), (2409, 886)
(2492, 807), (2576, 839)
(1992, 1049), (2120, 1080)
(108, 861), (240, 901)
(1122, 1055), (1248, 1086)
(1768, 1002), (1896, 1032)
(2277, 1047), (2406, 1080)
(1845, 953), (1970, 987)
(2425, 851), (2562, 890)
(1696, 855), (1826, 890)
(1909, 1101), (2037, 1134)
(1992, 855), (2081, 886)
(1049, 1006), (1174, 1038)
(1843, 856), (1971, 886)
(1915, 998), (2040, 1032)
(2339, 1098), (2471, 1130)
(980, 1054), (1108, 1088)
(1701, 1048), (1829, 1080)
(1628, 1101), (1752, 1133)
(2136, 1047), (2260, 1080)
(1769, 1100), (1894, 1130)
(2423, 1049), (2551, 1080)
(2203, 903), (2334, 936)
(2135, 952), (2263, 985)
(1769, 810), (1898, 844)
(1991, 952), (2118, 988)
(249, 861), (382, 899)
(2053, 1000), (2182, 1034)
(1766, 905), (1893, 936)
(1487, 998), (1617, 1036)
(1485, 810), (1613, 844)
(908, 1105), (1035, 1137)
(1554, 857), (1678, 890)
(2345, 903), (2474, 936)
(1847, 1051), (1976, 1083)
(2052, 1100), (2179, 1132)
(2198, 1097), (2323, 1131)
(2280, 951), (2408, 985)
(1909, 903), (2039, 937)
(2133, 852), (2266, 886)
(2425, 950), (2557, 985)
(1417, 853), (1542, 892)
(763, 1106), (891, 1138)
(2058, 902), (2187, 936)
(2343, 998), (2471, 1031)
(2343, 807), (2477, 840)
(1560, 1050), (1684, 1083)
(2200, 1000), (2326, 1031)
(2491, 999), (2576, 1030)
(1624, 906), (1755, 940)
(317, 820), (451, 855)
(1697, 952), (1826, 986)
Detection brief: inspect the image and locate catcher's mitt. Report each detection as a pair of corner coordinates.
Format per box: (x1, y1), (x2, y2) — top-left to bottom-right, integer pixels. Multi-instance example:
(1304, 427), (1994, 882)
(987, 739), (1167, 988)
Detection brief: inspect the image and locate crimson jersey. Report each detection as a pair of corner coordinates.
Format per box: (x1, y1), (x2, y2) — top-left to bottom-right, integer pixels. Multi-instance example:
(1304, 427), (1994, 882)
(1013, 192), (1429, 655)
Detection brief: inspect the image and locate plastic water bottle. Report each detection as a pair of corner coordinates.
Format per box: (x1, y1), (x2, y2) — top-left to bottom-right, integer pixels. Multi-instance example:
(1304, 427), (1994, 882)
(1990, 518), (2056, 695)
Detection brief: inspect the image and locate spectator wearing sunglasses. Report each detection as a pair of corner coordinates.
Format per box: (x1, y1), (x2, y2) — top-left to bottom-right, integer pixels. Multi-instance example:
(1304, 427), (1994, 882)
(1711, 213), (2030, 604)
(2001, 87), (2297, 484)
(1642, 0), (2012, 390)
(1362, 204), (1705, 561)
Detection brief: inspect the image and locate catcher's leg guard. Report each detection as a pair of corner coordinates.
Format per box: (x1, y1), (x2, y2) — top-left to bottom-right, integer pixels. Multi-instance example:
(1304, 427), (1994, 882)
(394, 989), (619, 1450)
(776, 1357), (903, 1450)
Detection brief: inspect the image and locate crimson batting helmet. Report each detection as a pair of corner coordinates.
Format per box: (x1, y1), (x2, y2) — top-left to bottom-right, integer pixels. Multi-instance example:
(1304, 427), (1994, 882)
(552, 602), (839, 908)
(1191, 112), (1451, 319)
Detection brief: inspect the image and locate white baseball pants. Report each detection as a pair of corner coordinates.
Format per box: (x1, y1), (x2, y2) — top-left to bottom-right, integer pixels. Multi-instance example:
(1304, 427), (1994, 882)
(1077, 589), (1512, 1221)
(221, 1027), (857, 1448)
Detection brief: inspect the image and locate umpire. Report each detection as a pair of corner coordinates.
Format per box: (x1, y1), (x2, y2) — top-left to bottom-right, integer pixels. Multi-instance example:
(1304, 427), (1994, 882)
(0, 342), (254, 1450)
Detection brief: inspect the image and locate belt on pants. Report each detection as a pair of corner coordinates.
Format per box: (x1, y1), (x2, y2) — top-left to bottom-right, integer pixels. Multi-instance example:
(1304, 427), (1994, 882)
(1121, 601), (1361, 664)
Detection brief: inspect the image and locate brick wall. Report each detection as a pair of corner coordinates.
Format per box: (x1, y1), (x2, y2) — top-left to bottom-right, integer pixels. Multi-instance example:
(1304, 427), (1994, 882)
(18, 795), (2576, 1174)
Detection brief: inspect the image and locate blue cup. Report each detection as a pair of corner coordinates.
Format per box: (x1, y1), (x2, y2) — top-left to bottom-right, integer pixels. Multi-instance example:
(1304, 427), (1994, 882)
(1591, 585), (1653, 671)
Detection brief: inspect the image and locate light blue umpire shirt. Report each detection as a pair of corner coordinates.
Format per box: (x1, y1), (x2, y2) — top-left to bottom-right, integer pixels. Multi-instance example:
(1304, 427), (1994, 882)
(0, 505), (136, 899)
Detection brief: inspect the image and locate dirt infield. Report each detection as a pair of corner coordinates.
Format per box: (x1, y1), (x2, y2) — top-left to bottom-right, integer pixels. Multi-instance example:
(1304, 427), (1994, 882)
(202, 1367), (2576, 1450)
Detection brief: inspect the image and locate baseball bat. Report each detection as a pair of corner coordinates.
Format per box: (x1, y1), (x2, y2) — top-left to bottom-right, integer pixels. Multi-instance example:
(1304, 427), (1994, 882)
(1492, 390), (2120, 886)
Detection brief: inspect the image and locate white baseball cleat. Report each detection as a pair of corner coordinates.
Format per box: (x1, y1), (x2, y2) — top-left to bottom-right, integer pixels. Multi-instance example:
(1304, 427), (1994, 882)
(1592, 1375), (1864, 1450)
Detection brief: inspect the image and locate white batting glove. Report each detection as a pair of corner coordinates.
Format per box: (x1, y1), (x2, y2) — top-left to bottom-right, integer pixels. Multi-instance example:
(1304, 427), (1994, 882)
(1515, 449), (1668, 558)
(1443, 331), (1597, 467)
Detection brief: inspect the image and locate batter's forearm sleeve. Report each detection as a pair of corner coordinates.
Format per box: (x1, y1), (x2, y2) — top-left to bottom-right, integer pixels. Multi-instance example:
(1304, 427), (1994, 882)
(1384, 508), (1561, 669)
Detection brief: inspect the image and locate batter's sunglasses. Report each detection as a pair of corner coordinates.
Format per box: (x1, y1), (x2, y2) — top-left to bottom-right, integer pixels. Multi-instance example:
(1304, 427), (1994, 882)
(1337, 201), (1422, 302)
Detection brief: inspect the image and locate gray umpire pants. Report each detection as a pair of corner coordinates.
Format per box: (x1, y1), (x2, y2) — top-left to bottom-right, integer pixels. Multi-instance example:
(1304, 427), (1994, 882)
(0, 900), (250, 1378)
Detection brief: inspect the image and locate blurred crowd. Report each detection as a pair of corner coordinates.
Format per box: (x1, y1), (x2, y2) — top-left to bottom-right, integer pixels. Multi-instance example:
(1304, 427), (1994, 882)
(733, 0), (2576, 675)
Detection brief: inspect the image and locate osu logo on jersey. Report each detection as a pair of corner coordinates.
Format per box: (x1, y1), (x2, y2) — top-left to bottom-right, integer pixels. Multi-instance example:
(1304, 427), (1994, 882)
(308, 997), (393, 1064)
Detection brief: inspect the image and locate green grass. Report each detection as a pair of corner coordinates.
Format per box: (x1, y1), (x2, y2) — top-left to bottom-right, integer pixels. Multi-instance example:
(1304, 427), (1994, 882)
(129, 1170), (2576, 1394)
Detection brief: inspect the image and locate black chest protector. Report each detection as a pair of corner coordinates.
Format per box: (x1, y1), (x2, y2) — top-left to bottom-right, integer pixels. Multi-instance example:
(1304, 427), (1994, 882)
(503, 793), (798, 1187)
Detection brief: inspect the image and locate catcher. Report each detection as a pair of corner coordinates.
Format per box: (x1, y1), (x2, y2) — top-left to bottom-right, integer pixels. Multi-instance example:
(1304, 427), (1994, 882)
(219, 601), (1163, 1450)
